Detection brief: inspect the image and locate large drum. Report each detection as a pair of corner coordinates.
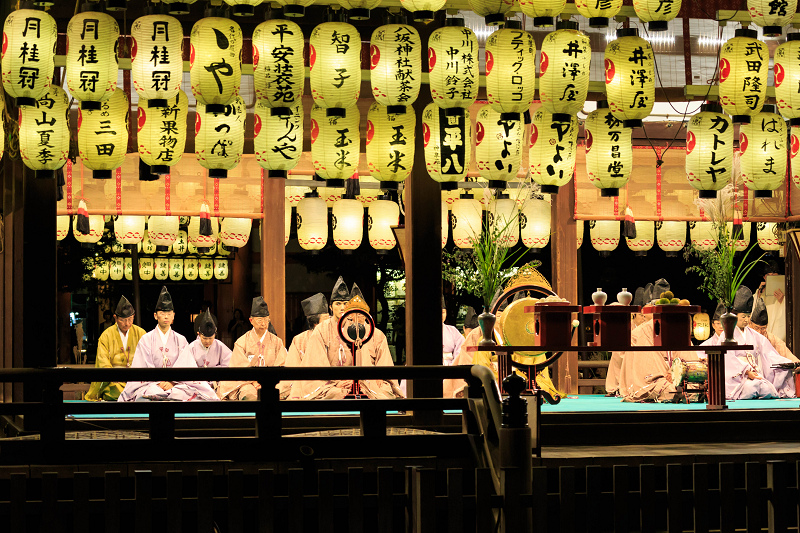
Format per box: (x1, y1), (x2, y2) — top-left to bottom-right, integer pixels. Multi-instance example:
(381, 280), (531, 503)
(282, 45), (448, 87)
(498, 296), (546, 365)
(670, 358), (708, 385)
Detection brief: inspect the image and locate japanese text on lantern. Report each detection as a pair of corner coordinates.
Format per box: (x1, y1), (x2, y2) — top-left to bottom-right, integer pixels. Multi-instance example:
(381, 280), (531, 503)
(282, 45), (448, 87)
(157, 99), (181, 162)
(78, 19), (101, 93)
(439, 109), (465, 174)
(694, 113), (729, 183)
(393, 26), (416, 103)
(388, 115), (408, 173)
(331, 30), (351, 89)
(331, 117), (353, 171)
(273, 113), (299, 160)
(561, 38), (586, 103)
(269, 23), (297, 103)
(34, 91), (56, 164)
(444, 29), (475, 101)
(604, 112), (624, 178)
(18, 17), (43, 90)
(548, 117), (573, 181)
(627, 45), (651, 109)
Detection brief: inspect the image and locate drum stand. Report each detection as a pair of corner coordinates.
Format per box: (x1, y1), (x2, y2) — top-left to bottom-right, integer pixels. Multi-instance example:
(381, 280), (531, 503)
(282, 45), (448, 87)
(672, 378), (708, 404)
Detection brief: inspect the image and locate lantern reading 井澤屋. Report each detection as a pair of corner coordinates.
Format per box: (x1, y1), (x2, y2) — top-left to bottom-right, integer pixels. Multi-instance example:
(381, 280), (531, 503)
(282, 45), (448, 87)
(740, 105), (787, 197)
(366, 102), (415, 189)
(485, 21), (536, 120)
(252, 18), (304, 110)
(2, 8), (57, 106)
(77, 88), (129, 179)
(604, 28), (654, 128)
(475, 105), (522, 188)
(189, 18), (242, 113)
(66, 11), (120, 110)
(585, 101), (632, 197)
(719, 29), (768, 124)
(138, 91), (188, 175)
(529, 109), (578, 194)
(195, 96), (245, 178)
(428, 19), (478, 114)
(539, 21), (591, 121)
(254, 101), (303, 178)
(19, 85), (70, 178)
(310, 104), (360, 183)
(370, 21), (421, 113)
(686, 103), (733, 198)
(130, 14), (183, 107)
(309, 21), (361, 117)
(422, 102), (472, 190)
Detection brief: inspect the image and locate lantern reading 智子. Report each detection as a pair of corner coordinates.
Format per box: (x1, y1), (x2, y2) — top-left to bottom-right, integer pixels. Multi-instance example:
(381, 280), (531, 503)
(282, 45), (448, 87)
(428, 20), (478, 113)
(422, 103), (472, 189)
(604, 29), (654, 128)
(739, 106), (786, 197)
(19, 85), (70, 178)
(77, 88), (129, 179)
(686, 103), (733, 198)
(539, 22), (590, 120)
(309, 21), (361, 116)
(719, 29), (767, 123)
(131, 14), (183, 106)
(366, 102), (415, 188)
(254, 101), (303, 178)
(370, 23), (421, 112)
(529, 109), (578, 194)
(138, 91), (188, 174)
(66, 11), (119, 110)
(2, 9), (57, 106)
(585, 101), (632, 197)
(190, 18), (242, 112)
(485, 21), (536, 119)
(252, 19), (304, 110)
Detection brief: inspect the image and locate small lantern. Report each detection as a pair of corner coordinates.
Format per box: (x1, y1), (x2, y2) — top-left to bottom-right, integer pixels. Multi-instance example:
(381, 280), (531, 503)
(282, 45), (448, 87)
(202, 240), (217, 255)
(254, 101), (302, 178)
(252, 19), (304, 109)
(148, 216), (179, 250)
(370, 23), (421, 111)
(78, 88), (129, 179)
(368, 199), (399, 251)
(73, 214), (104, 244)
(519, 0), (565, 27)
(332, 198), (363, 251)
(719, 29), (767, 123)
(451, 195), (483, 248)
(114, 215), (146, 245)
(775, 35), (800, 119)
(748, 0), (797, 36)
(310, 104), (360, 182)
(475, 105), (522, 186)
(140, 232), (157, 254)
(585, 101), (632, 197)
(199, 258), (214, 280)
(309, 21), (361, 115)
(223, 0), (264, 17)
(131, 14), (183, 106)
(57, 215), (70, 241)
(529, 109), (578, 194)
(218, 243), (231, 256)
(728, 222), (752, 251)
(576, 0), (622, 27)
(428, 20), (478, 112)
(656, 221), (686, 256)
(296, 195), (328, 251)
(196, 97), (245, 178)
(284, 199), (291, 245)
(19, 85), (70, 178)
(489, 196), (519, 248)
(285, 186), (308, 206)
(757, 222), (782, 251)
(138, 91), (188, 174)
(214, 259), (229, 279)
(189, 18), (242, 111)
(589, 220), (620, 257)
(634, 0), (682, 31)
(139, 257), (154, 281)
(124, 257), (133, 280)
(184, 258), (198, 280)
(366, 103), (415, 188)
(152, 257), (168, 280)
(441, 201), (449, 248)
(275, 0), (315, 18)
(626, 220), (654, 256)
(398, 0), (446, 22)
(94, 261), (109, 281)
(468, 0), (514, 25)
(604, 28), (654, 128)
(168, 258), (182, 280)
(338, 0), (381, 20)
(161, 0), (199, 16)
(577, 219), (584, 249)
(422, 102), (472, 188)
(689, 221), (718, 251)
(693, 312), (711, 341)
(2, 9), (58, 106)
(739, 105), (786, 197)
(686, 103), (734, 198)
(539, 22), (591, 120)
(520, 198), (551, 249)
(219, 217), (251, 249)
(66, 11), (119, 109)
(188, 212), (219, 250)
(485, 21), (535, 119)
(109, 257), (124, 280)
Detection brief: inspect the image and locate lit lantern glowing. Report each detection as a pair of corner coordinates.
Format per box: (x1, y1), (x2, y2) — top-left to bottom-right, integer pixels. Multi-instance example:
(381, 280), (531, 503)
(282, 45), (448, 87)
(188, 212), (219, 251)
(19, 85), (70, 178)
(214, 259), (228, 280)
(442, 201), (449, 248)
(748, 0), (797, 36)
(78, 88), (129, 179)
(693, 312), (711, 341)
(585, 101), (632, 197)
(219, 217), (251, 249)
(94, 261), (109, 281)
(686, 103), (734, 198)
(728, 222), (752, 252)
(161, 0), (198, 16)
(451, 195), (483, 248)
(485, 21), (535, 118)
(0, 92), (4, 160)
(140, 232), (157, 254)
(183, 258), (198, 280)
(739, 105), (786, 197)
(173, 229), (188, 254)
(109, 257), (124, 280)
(656, 221), (686, 257)
(575, 0), (622, 27)
(366, 102), (416, 188)
(528, 109), (578, 194)
(124, 257), (133, 281)
(332, 198), (363, 250)
(138, 91), (188, 174)
(774, 34), (800, 119)
(139, 257), (154, 281)
(577, 219), (584, 249)
(199, 258), (214, 281)
(252, 19), (304, 108)
(539, 21), (591, 120)
(168, 258), (183, 281)
(73, 214), (104, 244)
(719, 29), (767, 123)
(310, 104), (360, 182)
(428, 20), (478, 112)
(223, 0), (264, 17)
(66, 11), (119, 109)
(689, 221), (718, 251)
(399, 0), (446, 22)
(114, 216), (146, 245)
(520, 198), (550, 249)
(368, 199), (399, 251)
(254, 101), (302, 178)
(422, 102), (472, 189)
(148, 216), (178, 250)
(297, 194), (328, 251)
(468, 0), (514, 25)
(285, 186), (309, 206)
(275, 0), (315, 18)
(757, 222), (782, 251)
(626, 220), (654, 256)
(130, 14), (183, 105)
(604, 28), (654, 128)
(309, 21), (361, 115)
(370, 22), (421, 112)
(284, 200), (291, 245)
(57, 215), (70, 241)
(519, 0), (565, 27)
(589, 220), (620, 257)
(189, 18), (242, 111)
(489, 196), (519, 248)
(475, 105), (522, 186)
(195, 96), (245, 178)
(634, 0), (682, 31)
(337, 0), (381, 20)
(792, 123), (800, 189)
(2, 9), (57, 106)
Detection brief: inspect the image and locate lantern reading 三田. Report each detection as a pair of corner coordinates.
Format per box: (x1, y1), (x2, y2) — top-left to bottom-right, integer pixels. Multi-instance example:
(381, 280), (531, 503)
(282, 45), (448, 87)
(520, 198), (551, 249)
(131, 14), (183, 107)
(686, 103), (733, 198)
(539, 22), (591, 120)
(77, 88), (129, 179)
(309, 21), (361, 116)
(2, 9), (57, 106)
(485, 21), (536, 119)
(66, 11), (119, 110)
(422, 102), (472, 189)
(739, 105), (786, 197)
(296, 194), (328, 251)
(576, 0), (622, 27)
(589, 220), (620, 257)
(196, 97), (245, 178)
(518, 0), (565, 27)
(19, 85), (70, 178)
(370, 23), (421, 112)
(719, 29), (767, 123)
(604, 28), (654, 128)
(366, 102), (415, 188)
(252, 19), (304, 109)
(189, 18), (242, 112)
(585, 101), (632, 197)
(475, 105), (522, 187)
(368, 199), (399, 251)
(428, 20), (478, 113)
(310, 104), (360, 182)
(254, 101), (302, 178)
(332, 198), (363, 250)
(138, 91), (188, 174)
(634, 0), (682, 32)
(529, 109), (578, 194)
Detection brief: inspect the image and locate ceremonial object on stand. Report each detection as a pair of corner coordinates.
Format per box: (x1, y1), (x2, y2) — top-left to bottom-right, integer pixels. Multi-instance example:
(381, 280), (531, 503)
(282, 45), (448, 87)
(336, 296), (375, 399)
(641, 304), (701, 347)
(583, 305), (640, 349)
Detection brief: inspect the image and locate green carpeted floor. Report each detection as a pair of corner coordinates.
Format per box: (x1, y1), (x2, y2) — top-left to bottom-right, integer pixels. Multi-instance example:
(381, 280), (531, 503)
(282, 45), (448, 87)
(540, 394), (800, 412)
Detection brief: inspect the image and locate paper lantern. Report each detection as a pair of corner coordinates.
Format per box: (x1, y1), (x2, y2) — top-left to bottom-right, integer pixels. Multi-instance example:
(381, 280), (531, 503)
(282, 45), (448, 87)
(155, 258), (170, 280)
(202, 240), (217, 255)
(451, 195), (483, 248)
(475, 105), (522, 186)
(2, 9), (57, 106)
(656, 221), (686, 256)
(285, 186), (308, 206)
(366, 102), (415, 188)
(634, 0), (682, 31)
(528, 109), (578, 194)
(590, 220), (620, 256)
(189, 18), (242, 111)
(114, 216), (146, 245)
(539, 22), (591, 120)
(792, 123), (800, 189)
(626, 221), (654, 256)
(214, 259), (229, 279)
(318, 186), (343, 207)
(484, 22), (535, 119)
(199, 258), (214, 281)
(332, 198), (363, 250)
(519, 0), (565, 27)
(19, 85), (70, 178)
(137, 91), (188, 174)
(370, 23), (421, 111)
(577, 219), (584, 249)
(94, 261), (109, 281)
(604, 29), (654, 128)
(739, 106), (787, 197)
(585, 101), (633, 197)
(57, 215), (70, 241)
(686, 103), (734, 198)
(254, 101), (302, 178)
(309, 21), (361, 114)
(168, 258), (182, 280)
(252, 19), (304, 108)
(748, 0), (797, 36)
(719, 29), (767, 123)
(140, 232), (157, 254)
(0, 91), (4, 160)
(124, 257), (133, 281)
(73, 214), (104, 244)
(148, 216), (179, 250)
(161, 0), (198, 15)
(275, 0), (314, 17)
(77, 88), (128, 179)
(757, 222), (782, 251)
(138, 257), (154, 281)
(728, 222), (752, 252)
(368, 199), (399, 251)
(184, 258), (198, 280)
(196, 96), (245, 178)
(520, 198), (551, 249)
(188, 212), (219, 250)
(284, 200), (291, 245)
(310, 104), (360, 182)
(468, 0), (515, 25)
(441, 201), (449, 248)
(109, 257), (124, 280)
(428, 20), (478, 111)
(130, 14), (183, 105)
(296, 195), (328, 250)
(422, 103), (472, 189)
(219, 217), (251, 249)
(689, 221), (718, 251)
(775, 35), (800, 119)
(66, 12), (119, 109)
(575, 0), (622, 27)
(399, 0), (446, 22)
(337, 0), (381, 19)
(488, 197), (519, 248)
(222, 0), (263, 16)
(693, 312), (711, 341)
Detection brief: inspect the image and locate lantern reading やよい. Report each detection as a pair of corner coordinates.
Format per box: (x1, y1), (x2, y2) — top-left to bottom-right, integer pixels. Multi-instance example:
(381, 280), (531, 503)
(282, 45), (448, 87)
(626, 220), (654, 256)
(576, 0), (622, 27)
(529, 109), (578, 194)
(422, 103), (472, 189)
(590, 220), (620, 257)
(332, 198), (363, 250)
(370, 23), (421, 112)
(130, 14), (183, 106)
(475, 105), (522, 187)
(719, 29), (768, 123)
(428, 20), (478, 113)
(757, 222), (782, 251)
(399, 0), (446, 22)
(196, 97), (245, 178)
(311, 104), (360, 182)
(2, 9), (57, 106)
(219, 217), (251, 249)
(451, 195), (483, 248)
(366, 102), (415, 188)
(114, 215), (146, 245)
(485, 21), (536, 119)
(539, 22), (591, 120)
(138, 91), (188, 174)
(604, 29), (654, 128)
(254, 101), (303, 178)
(368, 199), (399, 251)
(739, 106), (786, 197)
(252, 19), (304, 109)
(519, 0), (565, 27)
(775, 34), (800, 119)
(690, 221), (718, 251)
(656, 221), (686, 257)
(686, 103), (733, 198)
(488, 196), (519, 248)
(309, 21), (361, 116)
(77, 88), (129, 179)
(748, 0), (797, 36)
(189, 18), (242, 112)
(19, 85), (70, 178)
(634, 0), (682, 31)
(66, 11), (119, 110)
(296, 194), (328, 251)
(585, 101), (632, 197)
(520, 198), (551, 249)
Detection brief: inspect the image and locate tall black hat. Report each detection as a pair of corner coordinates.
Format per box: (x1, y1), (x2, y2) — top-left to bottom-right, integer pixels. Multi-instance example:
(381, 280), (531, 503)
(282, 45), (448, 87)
(713, 302), (726, 321)
(750, 297), (769, 326)
(732, 286), (754, 315)
(633, 287), (647, 307)
(251, 296), (270, 317)
(653, 278), (670, 298)
(155, 286), (174, 312)
(196, 309), (217, 337)
(464, 306), (479, 329)
(301, 293), (328, 317)
(349, 283), (365, 301)
(331, 276), (349, 302)
(114, 295), (134, 318)
(643, 282), (654, 302)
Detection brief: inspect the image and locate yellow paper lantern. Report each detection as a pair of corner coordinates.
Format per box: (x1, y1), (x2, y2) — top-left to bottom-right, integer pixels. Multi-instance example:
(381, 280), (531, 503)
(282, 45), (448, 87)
(196, 96), (245, 178)
(94, 260), (109, 281)
(577, 219), (584, 249)
(792, 123), (800, 188)
(309, 21), (361, 115)
(366, 102), (415, 188)
(199, 258), (214, 281)
(252, 19), (304, 109)
(689, 221), (718, 251)
(19, 85), (70, 178)
(73, 214), (104, 244)
(451, 195), (483, 248)
(138, 91), (188, 174)
(693, 312), (711, 341)
(399, 0), (446, 22)
(775, 35), (800, 119)
(148, 216), (178, 250)
(739, 106), (787, 197)
(370, 23), (421, 111)
(656, 221), (686, 256)
(757, 222), (782, 251)
(318, 186), (343, 207)
(686, 103), (734, 198)
(428, 20), (478, 112)
(130, 14), (183, 105)
(168, 258), (182, 281)
(422, 102), (472, 189)
(575, 0), (622, 27)
(728, 222), (752, 252)
(2, 9), (57, 106)
(475, 105), (522, 186)
(332, 198), (363, 250)
(337, 0), (381, 19)
(585, 100), (633, 197)
(489, 196), (519, 247)
(140, 232), (157, 254)
(190, 18), (242, 111)
(139, 257), (154, 281)
(219, 217), (251, 249)
(748, 0), (797, 36)
(285, 186), (309, 206)
(214, 259), (229, 280)
(634, 0), (682, 31)
(441, 201), (449, 248)
(188, 212), (219, 250)
(57, 215), (70, 241)
(589, 220), (620, 257)
(275, 0), (315, 17)
(115, 215), (146, 245)
(604, 29), (654, 128)
(468, 0), (514, 25)
(519, 0), (565, 27)
(284, 200), (291, 245)
(626, 220), (654, 256)
(254, 101), (302, 178)
(124, 257), (133, 281)
(174, 229), (189, 252)
(520, 198), (551, 249)
(296, 194), (328, 251)
(66, 12), (119, 109)
(184, 258), (198, 280)
(719, 29), (768, 123)
(77, 88), (129, 179)
(528, 109), (578, 194)
(310, 104), (360, 182)
(539, 22), (591, 120)
(160, 0), (198, 15)
(368, 199), (399, 251)
(223, 0), (263, 17)
(109, 257), (125, 280)
(485, 22), (535, 118)
(0, 91), (5, 160)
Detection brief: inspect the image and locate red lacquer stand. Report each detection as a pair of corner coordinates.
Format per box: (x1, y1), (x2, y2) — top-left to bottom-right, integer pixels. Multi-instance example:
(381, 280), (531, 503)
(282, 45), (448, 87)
(523, 303), (581, 347)
(582, 305), (641, 350)
(641, 305), (701, 348)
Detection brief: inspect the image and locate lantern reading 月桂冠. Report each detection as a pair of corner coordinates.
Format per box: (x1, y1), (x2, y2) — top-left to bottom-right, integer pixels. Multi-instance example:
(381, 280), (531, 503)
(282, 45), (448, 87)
(739, 106), (787, 197)
(539, 21), (590, 120)
(428, 20), (478, 113)
(196, 97), (245, 178)
(529, 109), (578, 194)
(604, 28), (654, 128)
(138, 91), (188, 174)
(19, 85), (70, 178)
(190, 18), (242, 112)
(131, 14), (183, 107)
(309, 21), (361, 116)
(370, 22), (421, 113)
(366, 102), (415, 188)
(252, 19), (304, 110)
(77, 88), (129, 179)
(585, 101), (632, 197)
(475, 105), (522, 187)
(719, 29), (767, 123)
(686, 103), (734, 198)
(422, 102), (472, 189)
(254, 101), (302, 178)
(485, 21), (536, 119)
(2, 9), (57, 106)
(66, 11), (119, 110)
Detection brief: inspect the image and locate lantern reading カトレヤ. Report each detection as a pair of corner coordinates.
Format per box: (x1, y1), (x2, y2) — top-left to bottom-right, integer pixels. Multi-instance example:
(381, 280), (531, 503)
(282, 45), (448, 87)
(66, 11), (119, 110)
(656, 221), (686, 257)
(131, 14), (183, 107)
(757, 222), (782, 251)
(196, 97), (245, 178)
(468, 0), (514, 25)
(78, 88), (129, 179)
(254, 101), (303, 178)
(475, 105), (522, 187)
(689, 221), (718, 251)
(576, 0), (622, 27)
(368, 199), (399, 251)
(138, 91), (188, 174)
(520, 198), (551, 249)
(2, 9), (57, 106)
(485, 21), (536, 119)
(604, 29), (654, 128)
(626, 220), (654, 256)
(634, 0), (682, 31)
(19, 85), (70, 178)
(748, 0), (797, 36)
(589, 220), (620, 257)
(539, 21), (591, 120)
(451, 195), (483, 248)
(686, 103), (733, 198)
(190, 18), (242, 112)
(585, 101), (632, 197)
(366, 102), (415, 188)
(422, 103), (472, 189)
(370, 22), (421, 112)
(719, 29), (767, 123)
(310, 104), (360, 183)
(529, 109), (578, 194)
(219, 217), (251, 249)
(114, 215), (146, 245)
(519, 0), (565, 27)
(296, 194), (328, 251)
(399, 0), (446, 22)
(488, 196), (519, 248)
(332, 198), (363, 250)
(428, 20), (478, 113)
(775, 34), (800, 119)
(309, 21), (361, 116)
(739, 105), (787, 197)
(252, 19), (304, 110)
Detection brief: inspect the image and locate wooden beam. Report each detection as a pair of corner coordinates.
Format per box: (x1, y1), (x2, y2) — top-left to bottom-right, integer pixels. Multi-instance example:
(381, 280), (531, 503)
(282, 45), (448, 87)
(261, 177), (286, 343)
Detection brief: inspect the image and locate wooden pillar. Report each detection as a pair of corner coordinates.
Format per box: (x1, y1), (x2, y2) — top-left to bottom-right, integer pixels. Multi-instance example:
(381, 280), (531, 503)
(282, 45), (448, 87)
(261, 178), (286, 342)
(788, 245), (797, 354)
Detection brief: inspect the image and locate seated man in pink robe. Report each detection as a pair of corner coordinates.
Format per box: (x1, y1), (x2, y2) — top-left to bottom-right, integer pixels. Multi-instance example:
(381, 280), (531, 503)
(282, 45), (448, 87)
(286, 293), (329, 367)
(180, 309), (232, 395)
(748, 296), (799, 364)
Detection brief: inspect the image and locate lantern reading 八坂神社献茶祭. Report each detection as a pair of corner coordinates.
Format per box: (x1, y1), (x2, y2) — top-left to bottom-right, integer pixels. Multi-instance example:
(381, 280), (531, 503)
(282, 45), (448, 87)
(196, 96), (245, 178)
(422, 102), (472, 189)
(518, 0), (564, 27)
(451, 194), (483, 248)
(576, 0), (622, 27)
(590, 220), (620, 257)
(223, 0), (264, 17)
(485, 21), (535, 120)
(686, 103), (733, 198)
(739, 105), (786, 197)
(78, 88), (129, 179)
(332, 198), (363, 250)
(254, 101), (302, 178)
(475, 105), (522, 188)
(147, 216), (178, 251)
(337, 0), (381, 20)
(309, 21), (361, 116)
(689, 221), (718, 251)
(488, 195), (519, 247)
(626, 220), (655, 256)
(296, 193), (328, 251)
(585, 101), (632, 197)
(370, 21), (421, 113)
(2, 9), (57, 106)
(656, 221), (686, 256)
(539, 21), (590, 120)
(368, 199), (399, 251)
(719, 29), (767, 123)
(66, 11), (119, 110)
(366, 102), (415, 189)
(310, 104), (360, 183)
(775, 34), (800, 119)
(468, 0), (514, 25)
(529, 109), (578, 194)
(757, 222), (782, 251)
(190, 18), (242, 112)
(19, 85), (70, 178)
(130, 14), (183, 107)
(219, 217), (251, 249)
(748, 0), (797, 36)
(399, 0), (446, 22)
(428, 19), (478, 113)
(604, 28), (654, 128)
(252, 18), (304, 109)
(138, 91), (188, 175)
(114, 215), (146, 245)
(634, 0), (683, 31)
(520, 197), (551, 249)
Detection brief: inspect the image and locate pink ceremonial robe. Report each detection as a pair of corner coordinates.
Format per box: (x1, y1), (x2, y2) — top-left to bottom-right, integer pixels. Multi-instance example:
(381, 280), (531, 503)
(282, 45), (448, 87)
(286, 329), (312, 367)
(218, 328), (288, 400)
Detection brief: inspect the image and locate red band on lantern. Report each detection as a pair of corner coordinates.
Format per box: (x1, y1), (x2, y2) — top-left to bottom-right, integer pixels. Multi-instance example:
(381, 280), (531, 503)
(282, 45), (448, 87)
(165, 174), (171, 216)
(115, 168), (123, 215)
(66, 160), (73, 213)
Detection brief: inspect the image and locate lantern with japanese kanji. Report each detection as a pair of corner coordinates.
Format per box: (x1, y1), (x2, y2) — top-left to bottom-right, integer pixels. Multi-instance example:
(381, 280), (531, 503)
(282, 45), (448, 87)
(189, 18), (242, 112)
(428, 20), (478, 112)
(223, 0), (264, 17)
(485, 21), (535, 118)
(252, 19), (304, 109)
(183, 258), (198, 280)
(73, 214), (104, 244)
(740, 105), (787, 197)
(489, 196), (519, 247)
(368, 199), (399, 251)
(2, 9), (57, 106)
(370, 23), (421, 112)
(634, 0), (682, 31)
(131, 14), (183, 106)
(94, 260), (109, 281)
(77, 88), (129, 179)
(539, 21), (591, 120)
(147, 216), (178, 251)
(518, 0), (564, 27)
(475, 105), (522, 187)
(310, 104), (360, 182)
(577, 219), (584, 249)
(686, 103), (733, 198)
(140, 232), (157, 254)
(66, 11), (119, 110)
(792, 123), (800, 188)
(125, 259), (136, 281)
(719, 29), (767, 123)
(748, 0), (797, 36)
(528, 109), (578, 194)
(109, 257), (124, 280)
(775, 35), (800, 119)
(656, 221), (686, 256)
(139, 257), (154, 281)
(19, 85), (70, 178)
(296, 194), (328, 251)
(196, 96), (245, 178)
(57, 215), (70, 241)
(172, 229), (188, 254)
(589, 220), (620, 257)
(138, 91), (188, 174)
(520, 198), (551, 249)
(451, 195), (483, 248)
(399, 0), (446, 22)
(332, 198), (363, 250)
(575, 0), (622, 27)
(422, 102), (472, 189)
(167, 258), (182, 280)
(309, 21), (361, 116)
(366, 102), (415, 188)
(219, 217), (251, 249)
(689, 221), (718, 251)
(757, 222), (782, 251)
(604, 29), (654, 128)
(214, 259), (228, 279)
(275, 0), (315, 17)
(585, 101), (632, 197)
(626, 220), (654, 256)
(254, 101), (302, 178)
(115, 216), (146, 245)
(199, 258), (214, 281)
(188, 213), (219, 251)
(468, 0), (514, 25)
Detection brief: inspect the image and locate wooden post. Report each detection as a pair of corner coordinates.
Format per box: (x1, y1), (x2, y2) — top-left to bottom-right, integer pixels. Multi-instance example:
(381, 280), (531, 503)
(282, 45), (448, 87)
(261, 178), (286, 342)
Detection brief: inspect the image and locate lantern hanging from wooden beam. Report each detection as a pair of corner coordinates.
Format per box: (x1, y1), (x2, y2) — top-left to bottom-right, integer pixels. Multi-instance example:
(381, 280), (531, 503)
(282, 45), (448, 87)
(577, 219), (584, 249)
(634, 0), (682, 31)
(489, 196), (519, 248)
(285, 186), (309, 206)
(656, 221), (686, 256)
(138, 91), (188, 174)
(686, 103), (734, 198)
(589, 220), (620, 257)
(19, 85), (70, 178)
(172, 229), (188, 254)
(188, 212), (219, 251)
(147, 216), (178, 251)
(65, 11), (119, 110)
(109, 257), (124, 280)
(485, 21), (536, 118)
(528, 109), (578, 194)
(689, 221), (718, 251)
(775, 34), (800, 119)
(756, 222), (782, 251)
(2, 9), (57, 106)
(576, 0), (622, 27)
(310, 104), (360, 182)
(370, 22), (421, 111)
(214, 259), (228, 279)
(219, 217), (251, 249)
(728, 222), (752, 252)
(739, 105), (787, 197)
(422, 102), (472, 189)
(296, 194), (328, 251)
(520, 198), (550, 249)
(366, 102), (416, 189)
(130, 14), (183, 106)
(73, 213), (104, 244)
(539, 21), (591, 120)
(368, 199), (399, 251)
(748, 0), (797, 36)
(398, 0), (446, 22)
(189, 17), (242, 112)
(184, 258), (198, 280)
(332, 198), (363, 250)
(57, 215), (70, 241)
(475, 105), (522, 187)
(196, 96), (245, 178)
(77, 88), (129, 179)
(254, 101), (303, 178)
(518, 0), (565, 27)
(165, 258), (181, 280)
(124, 257), (133, 280)
(140, 231), (157, 254)
(441, 201), (449, 248)
(604, 28), (654, 128)
(222, 0), (264, 17)
(114, 216), (146, 245)
(199, 258), (214, 281)
(139, 257), (154, 281)
(161, 0), (198, 16)
(719, 29), (767, 123)
(309, 21), (361, 115)
(451, 195), (483, 249)
(626, 220), (654, 256)
(428, 20), (478, 112)
(284, 200), (291, 245)
(275, 0), (315, 17)
(585, 100), (632, 197)
(252, 18), (304, 109)
(94, 260), (109, 281)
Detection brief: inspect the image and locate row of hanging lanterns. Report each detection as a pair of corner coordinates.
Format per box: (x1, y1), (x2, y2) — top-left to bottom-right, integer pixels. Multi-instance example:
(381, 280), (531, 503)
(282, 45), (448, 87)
(93, 257), (229, 281)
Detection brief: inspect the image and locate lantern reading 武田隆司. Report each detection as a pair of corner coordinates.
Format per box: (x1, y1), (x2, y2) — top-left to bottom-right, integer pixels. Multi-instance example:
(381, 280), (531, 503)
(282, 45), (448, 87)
(2, 9), (57, 106)
(719, 29), (767, 124)
(66, 11), (119, 110)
